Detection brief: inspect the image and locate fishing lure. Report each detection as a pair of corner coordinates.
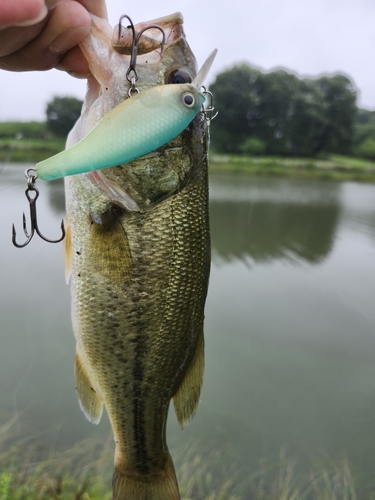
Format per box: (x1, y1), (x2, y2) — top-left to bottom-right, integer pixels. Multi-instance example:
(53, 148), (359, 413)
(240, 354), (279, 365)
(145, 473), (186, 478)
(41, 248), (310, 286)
(37, 85), (203, 181)
(36, 49), (217, 181)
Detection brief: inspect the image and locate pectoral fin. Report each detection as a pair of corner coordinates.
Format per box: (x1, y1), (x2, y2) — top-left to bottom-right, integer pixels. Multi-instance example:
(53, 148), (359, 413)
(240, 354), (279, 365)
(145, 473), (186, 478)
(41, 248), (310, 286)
(89, 215), (132, 287)
(75, 352), (104, 424)
(172, 331), (204, 428)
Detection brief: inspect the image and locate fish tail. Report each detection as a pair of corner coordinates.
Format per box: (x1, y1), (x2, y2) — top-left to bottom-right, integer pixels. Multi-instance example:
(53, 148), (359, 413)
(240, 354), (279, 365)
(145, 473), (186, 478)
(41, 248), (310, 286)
(112, 452), (180, 500)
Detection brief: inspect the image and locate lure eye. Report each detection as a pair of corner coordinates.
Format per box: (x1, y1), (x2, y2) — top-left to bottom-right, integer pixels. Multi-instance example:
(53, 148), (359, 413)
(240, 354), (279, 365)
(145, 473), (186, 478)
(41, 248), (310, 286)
(166, 69), (192, 84)
(182, 92), (196, 108)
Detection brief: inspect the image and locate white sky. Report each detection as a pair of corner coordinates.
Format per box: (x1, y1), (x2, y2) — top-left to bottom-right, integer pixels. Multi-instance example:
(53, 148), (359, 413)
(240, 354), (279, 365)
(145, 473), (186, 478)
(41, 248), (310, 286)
(1, 0), (375, 121)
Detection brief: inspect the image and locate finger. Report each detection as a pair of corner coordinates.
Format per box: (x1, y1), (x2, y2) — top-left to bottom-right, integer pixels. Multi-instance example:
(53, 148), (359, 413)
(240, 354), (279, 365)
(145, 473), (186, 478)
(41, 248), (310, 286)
(57, 44), (91, 76)
(75, 0), (108, 20)
(58, 1), (109, 77)
(0, 20), (48, 57)
(48, 2), (91, 55)
(0, 1), (61, 58)
(0, 0), (91, 71)
(0, 0), (48, 30)
(54, 0), (108, 74)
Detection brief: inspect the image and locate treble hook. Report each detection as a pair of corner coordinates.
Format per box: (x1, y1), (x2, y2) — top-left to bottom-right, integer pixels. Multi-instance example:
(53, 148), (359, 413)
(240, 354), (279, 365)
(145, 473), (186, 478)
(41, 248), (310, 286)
(118, 15), (166, 96)
(12, 168), (65, 248)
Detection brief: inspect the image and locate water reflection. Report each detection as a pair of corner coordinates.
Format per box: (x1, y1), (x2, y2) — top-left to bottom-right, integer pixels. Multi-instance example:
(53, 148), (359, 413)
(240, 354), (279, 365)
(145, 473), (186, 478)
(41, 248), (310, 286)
(209, 175), (375, 267)
(205, 174), (375, 489)
(2, 166), (375, 491)
(211, 200), (340, 265)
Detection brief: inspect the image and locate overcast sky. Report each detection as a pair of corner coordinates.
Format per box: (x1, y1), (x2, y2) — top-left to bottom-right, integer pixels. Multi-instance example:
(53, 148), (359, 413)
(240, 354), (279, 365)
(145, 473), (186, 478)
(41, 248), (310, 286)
(1, 0), (375, 121)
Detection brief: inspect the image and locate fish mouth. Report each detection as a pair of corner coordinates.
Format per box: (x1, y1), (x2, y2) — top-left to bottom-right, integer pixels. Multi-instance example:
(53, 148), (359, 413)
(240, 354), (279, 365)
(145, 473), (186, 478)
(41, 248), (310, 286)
(112, 12), (217, 90)
(112, 12), (185, 56)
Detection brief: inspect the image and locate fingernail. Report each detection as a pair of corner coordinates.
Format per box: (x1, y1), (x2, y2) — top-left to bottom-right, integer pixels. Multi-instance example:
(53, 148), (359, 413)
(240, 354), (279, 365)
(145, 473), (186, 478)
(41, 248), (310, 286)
(49, 27), (91, 55)
(68, 71), (92, 79)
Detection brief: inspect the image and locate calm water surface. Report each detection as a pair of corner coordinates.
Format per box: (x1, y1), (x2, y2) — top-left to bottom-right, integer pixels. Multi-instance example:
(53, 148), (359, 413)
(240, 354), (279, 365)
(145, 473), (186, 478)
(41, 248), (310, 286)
(1, 165), (375, 488)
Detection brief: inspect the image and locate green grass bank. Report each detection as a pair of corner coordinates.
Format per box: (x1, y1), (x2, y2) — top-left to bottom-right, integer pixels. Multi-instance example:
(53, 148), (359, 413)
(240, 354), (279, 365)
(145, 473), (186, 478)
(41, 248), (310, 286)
(2, 137), (375, 182)
(0, 413), (368, 500)
(0, 137), (65, 164)
(0, 438), (365, 500)
(210, 154), (375, 182)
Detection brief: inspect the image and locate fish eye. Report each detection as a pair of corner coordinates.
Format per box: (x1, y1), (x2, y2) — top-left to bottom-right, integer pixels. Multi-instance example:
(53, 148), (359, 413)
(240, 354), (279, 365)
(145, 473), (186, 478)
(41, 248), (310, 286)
(166, 69), (192, 84)
(182, 92), (196, 108)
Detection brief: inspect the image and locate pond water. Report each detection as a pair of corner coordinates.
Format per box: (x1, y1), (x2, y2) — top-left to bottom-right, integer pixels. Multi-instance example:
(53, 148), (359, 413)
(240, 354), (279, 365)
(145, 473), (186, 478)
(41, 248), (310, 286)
(1, 165), (375, 491)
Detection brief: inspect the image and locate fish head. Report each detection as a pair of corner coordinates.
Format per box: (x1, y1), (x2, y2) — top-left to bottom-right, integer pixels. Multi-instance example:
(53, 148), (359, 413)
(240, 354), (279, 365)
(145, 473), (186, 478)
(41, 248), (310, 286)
(66, 12), (214, 215)
(73, 12), (200, 139)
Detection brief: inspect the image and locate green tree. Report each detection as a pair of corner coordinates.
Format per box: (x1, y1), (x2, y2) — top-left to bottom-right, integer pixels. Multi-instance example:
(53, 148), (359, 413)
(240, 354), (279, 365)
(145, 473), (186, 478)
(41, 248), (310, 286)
(209, 64), (357, 157)
(253, 69), (300, 155)
(240, 137), (266, 155)
(312, 74), (357, 154)
(46, 96), (83, 138)
(286, 79), (327, 156)
(356, 137), (375, 159)
(352, 108), (375, 155)
(209, 64), (264, 153)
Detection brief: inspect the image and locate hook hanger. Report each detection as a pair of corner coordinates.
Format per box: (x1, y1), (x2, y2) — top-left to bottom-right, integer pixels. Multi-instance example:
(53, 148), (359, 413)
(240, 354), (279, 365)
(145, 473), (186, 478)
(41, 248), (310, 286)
(118, 15), (166, 96)
(202, 87), (218, 126)
(12, 168), (65, 248)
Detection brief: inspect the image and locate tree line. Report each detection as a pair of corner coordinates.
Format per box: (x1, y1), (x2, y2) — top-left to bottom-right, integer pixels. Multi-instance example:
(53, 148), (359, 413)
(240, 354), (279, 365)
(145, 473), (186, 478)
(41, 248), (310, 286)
(209, 64), (375, 159)
(0, 96), (83, 140)
(2, 76), (375, 160)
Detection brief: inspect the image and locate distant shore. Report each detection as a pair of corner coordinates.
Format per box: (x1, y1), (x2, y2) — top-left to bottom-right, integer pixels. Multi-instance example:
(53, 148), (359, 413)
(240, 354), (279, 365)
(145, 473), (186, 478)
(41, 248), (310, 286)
(2, 139), (375, 182)
(0, 137), (64, 164)
(210, 154), (375, 182)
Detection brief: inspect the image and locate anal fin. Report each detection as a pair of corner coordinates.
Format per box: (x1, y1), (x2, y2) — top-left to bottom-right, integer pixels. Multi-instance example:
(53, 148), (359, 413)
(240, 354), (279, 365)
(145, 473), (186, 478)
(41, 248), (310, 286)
(173, 331), (204, 428)
(75, 352), (103, 424)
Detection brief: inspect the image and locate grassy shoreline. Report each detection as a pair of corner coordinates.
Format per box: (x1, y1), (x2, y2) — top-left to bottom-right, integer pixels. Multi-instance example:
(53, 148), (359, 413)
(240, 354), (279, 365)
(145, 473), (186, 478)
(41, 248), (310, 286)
(0, 438), (364, 500)
(210, 154), (375, 182)
(0, 412), (367, 500)
(0, 138), (65, 164)
(2, 138), (375, 182)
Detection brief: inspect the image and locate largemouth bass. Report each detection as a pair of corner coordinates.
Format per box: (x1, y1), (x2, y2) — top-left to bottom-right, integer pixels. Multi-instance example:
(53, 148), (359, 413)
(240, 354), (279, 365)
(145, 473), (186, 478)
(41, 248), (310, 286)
(64, 12), (213, 500)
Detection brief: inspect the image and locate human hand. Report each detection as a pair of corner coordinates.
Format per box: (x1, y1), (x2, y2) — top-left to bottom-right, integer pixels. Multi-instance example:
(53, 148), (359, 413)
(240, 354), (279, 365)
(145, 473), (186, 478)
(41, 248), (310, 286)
(0, 0), (107, 76)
